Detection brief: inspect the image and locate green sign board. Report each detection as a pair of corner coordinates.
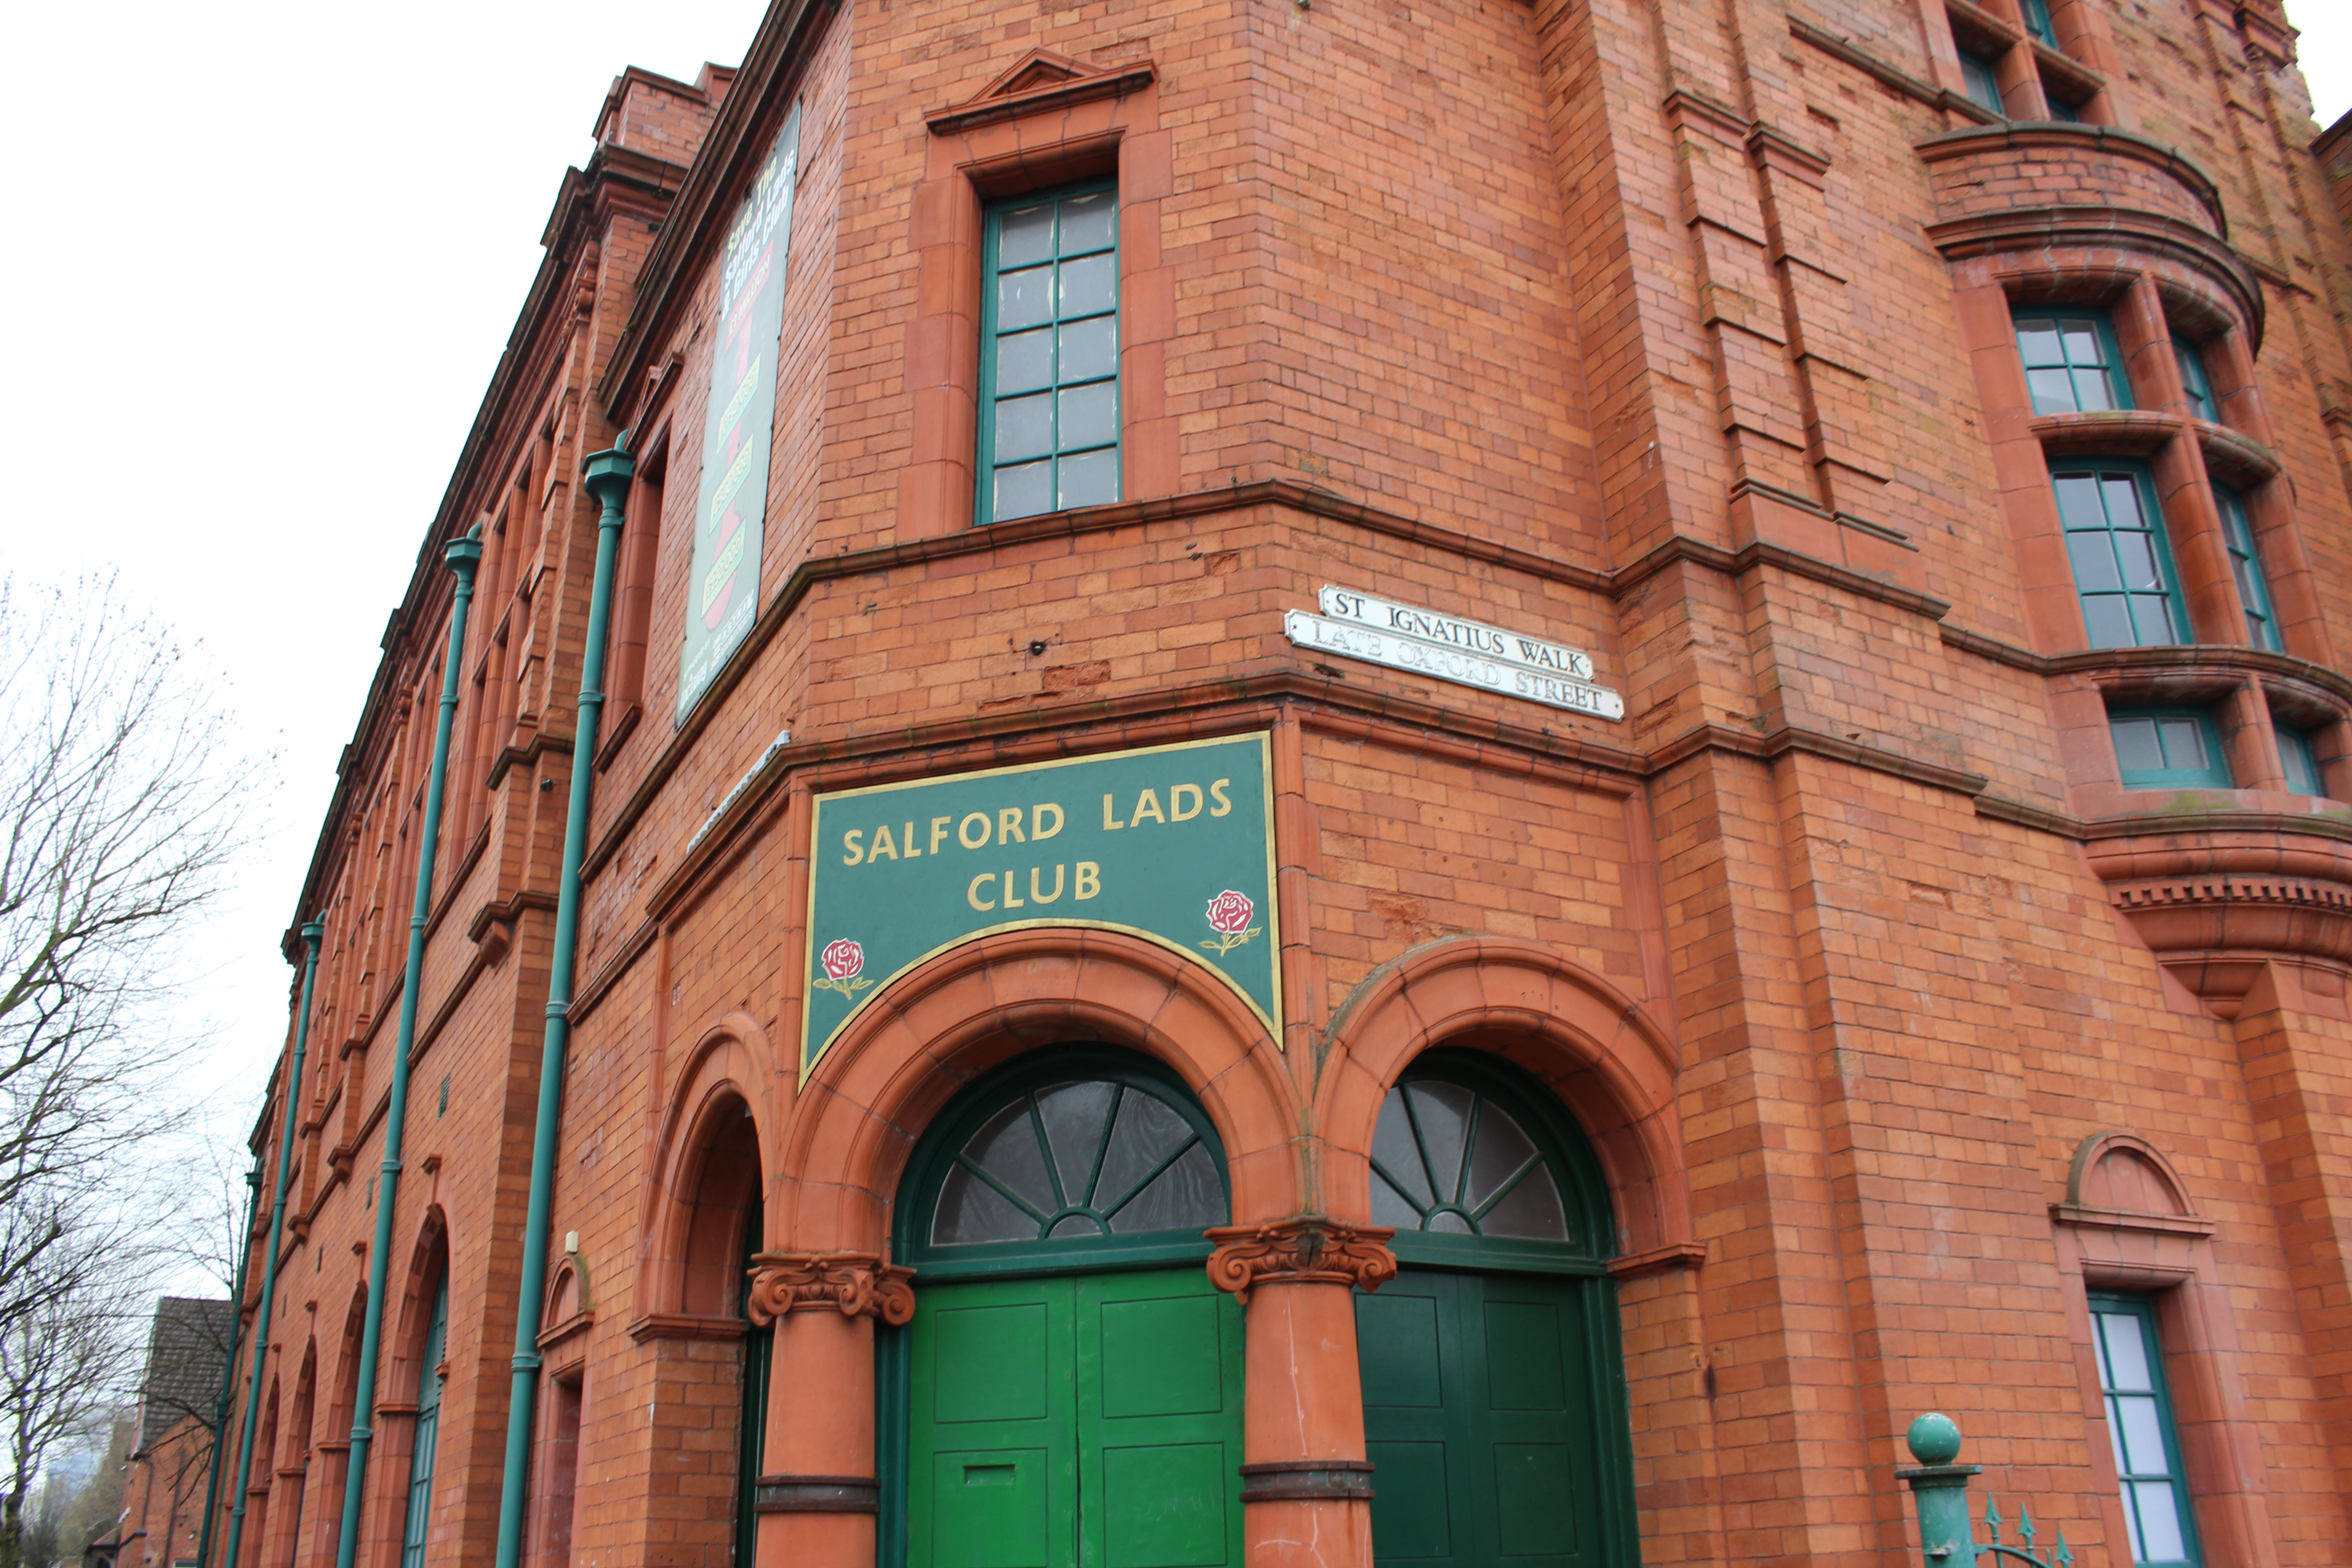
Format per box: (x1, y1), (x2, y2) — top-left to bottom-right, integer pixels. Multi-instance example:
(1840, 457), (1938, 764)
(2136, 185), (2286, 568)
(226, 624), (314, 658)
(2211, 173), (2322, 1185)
(803, 734), (1278, 1074)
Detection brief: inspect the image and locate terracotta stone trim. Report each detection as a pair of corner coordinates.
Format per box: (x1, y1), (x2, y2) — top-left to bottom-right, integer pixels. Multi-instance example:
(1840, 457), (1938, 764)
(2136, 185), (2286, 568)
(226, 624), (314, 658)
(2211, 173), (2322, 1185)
(485, 728), (577, 792)
(536, 1309), (596, 1353)
(1238, 1460), (1376, 1504)
(2198, 422), (2284, 486)
(2050, 1204), (2216, 1238)
(1646, 719), (1990, 798)
(1925, 209), (2264, 342)
(1607, 1241), (1708, 1280)
(1915, 122), (2226, 230)
(1205, 1218), (1398, 1306)
(623, 1312), (746, 1344)
(1610, 530), (1948, 616)
(463, 888), (558, 946)
(753, 1475), (879, 1514)
(1973, 794), (2084, 837)
(1787, 16), (2000, 123)
(1937, 633), (2352, 706)
(926, 64), (1157, 137)
(746, 1252), (916, 1326)
(2028, 409), (2177, 456)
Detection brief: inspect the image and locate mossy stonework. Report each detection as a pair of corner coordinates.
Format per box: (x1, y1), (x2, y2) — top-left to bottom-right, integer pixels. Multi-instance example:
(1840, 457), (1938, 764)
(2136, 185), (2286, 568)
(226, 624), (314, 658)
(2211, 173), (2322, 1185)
(144, 0), (2352, 1566)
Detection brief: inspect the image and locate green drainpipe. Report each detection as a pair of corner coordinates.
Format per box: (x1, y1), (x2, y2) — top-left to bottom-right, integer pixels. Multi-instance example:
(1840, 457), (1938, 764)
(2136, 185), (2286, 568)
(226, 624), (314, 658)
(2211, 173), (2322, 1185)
(221, 919), (325, 1568)
(492, 441), (632, 1568)
(196, 1159), (267, 1568)
(332, 533), (482, 1568)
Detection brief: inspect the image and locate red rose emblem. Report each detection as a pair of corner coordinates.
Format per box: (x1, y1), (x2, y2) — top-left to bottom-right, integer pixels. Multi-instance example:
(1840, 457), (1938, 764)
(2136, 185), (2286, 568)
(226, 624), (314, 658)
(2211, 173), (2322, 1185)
(1206, 891), (1254, 935)
(1200, 890), (1263, 957)
(813, 938), (874, 1000)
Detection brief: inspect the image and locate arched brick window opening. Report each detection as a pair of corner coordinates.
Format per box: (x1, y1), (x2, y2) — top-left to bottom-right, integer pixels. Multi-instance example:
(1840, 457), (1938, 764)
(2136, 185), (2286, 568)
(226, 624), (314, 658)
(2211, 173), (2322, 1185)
(265, 1343), (316, 1568)
(311, 1287), (368, 1563)
(367, 1214), (450, 1568)
(239, 1377), (279, 1568)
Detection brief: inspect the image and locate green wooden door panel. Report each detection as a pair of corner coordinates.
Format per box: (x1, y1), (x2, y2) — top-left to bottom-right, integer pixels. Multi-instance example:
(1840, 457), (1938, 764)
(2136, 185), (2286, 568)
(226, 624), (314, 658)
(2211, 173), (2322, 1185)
(912, 1281), (1077, 1568)
(1078, 1269), (1244, 1568)
(910, 1269), (1240, 1568)
(1358, 1270), (1611, 1568)
(1364, 1442), (1453, 1560)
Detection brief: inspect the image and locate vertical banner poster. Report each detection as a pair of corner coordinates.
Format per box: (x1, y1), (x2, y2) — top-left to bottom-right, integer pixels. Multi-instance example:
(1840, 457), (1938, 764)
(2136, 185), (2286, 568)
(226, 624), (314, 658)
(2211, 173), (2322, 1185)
(802, 734), (1279, 1076)
(677, 103), (803, 721)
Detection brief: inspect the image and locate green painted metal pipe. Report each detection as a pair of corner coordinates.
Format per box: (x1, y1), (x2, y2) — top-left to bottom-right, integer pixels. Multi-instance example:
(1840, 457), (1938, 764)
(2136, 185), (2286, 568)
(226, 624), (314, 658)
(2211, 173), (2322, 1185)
(221, 919), (325, 1568)
(332, 534), (482, 1568)
(492, 441), (632, 1568)
(195, 1160), (267, 1568)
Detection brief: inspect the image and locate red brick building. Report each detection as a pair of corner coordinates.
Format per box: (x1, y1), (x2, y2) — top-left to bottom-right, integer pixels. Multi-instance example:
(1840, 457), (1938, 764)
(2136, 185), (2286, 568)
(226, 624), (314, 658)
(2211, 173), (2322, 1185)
(215, 0), (2352, 1564)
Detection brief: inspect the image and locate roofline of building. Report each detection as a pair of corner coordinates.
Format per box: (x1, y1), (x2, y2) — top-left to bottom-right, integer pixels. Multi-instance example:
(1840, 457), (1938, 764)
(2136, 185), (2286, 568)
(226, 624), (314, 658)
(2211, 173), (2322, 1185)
(594, 0), (834, 421)
(282, 139), (691, 958)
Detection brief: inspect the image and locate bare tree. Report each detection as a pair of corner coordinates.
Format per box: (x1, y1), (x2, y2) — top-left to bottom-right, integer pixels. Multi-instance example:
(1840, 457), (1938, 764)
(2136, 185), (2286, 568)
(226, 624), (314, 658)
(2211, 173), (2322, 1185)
(0, 576), (259, 1568)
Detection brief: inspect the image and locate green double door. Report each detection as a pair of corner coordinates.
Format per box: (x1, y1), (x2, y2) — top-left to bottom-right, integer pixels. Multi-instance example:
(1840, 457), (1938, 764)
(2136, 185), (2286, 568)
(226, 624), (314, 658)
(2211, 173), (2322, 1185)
(1356, 1269), (1608, 1568)
(909, 1267), (1245, 1568)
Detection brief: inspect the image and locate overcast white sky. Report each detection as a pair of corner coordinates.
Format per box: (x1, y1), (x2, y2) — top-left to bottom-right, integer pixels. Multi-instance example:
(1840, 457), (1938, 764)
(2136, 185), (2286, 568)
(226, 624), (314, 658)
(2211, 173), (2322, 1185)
(1, 2), (2347, 1161)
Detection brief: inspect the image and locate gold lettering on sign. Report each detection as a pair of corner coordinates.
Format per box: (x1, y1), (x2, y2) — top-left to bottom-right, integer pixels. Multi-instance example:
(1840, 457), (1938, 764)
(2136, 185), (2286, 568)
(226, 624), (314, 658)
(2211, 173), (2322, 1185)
(1031, 865), (1065, 904)
(1001, 871), (1024, 910)
(930, 817), (953, 855)
(870, 827), (899, 861)
(968, 873), (996, 911)
(1103, 794), (1124, 830)
(1171, 784), (1202, 822)
(1032, 803), (1063, 841)
(1210, 779), (1232, 817)
(842, 829), (865, 865)
(959, 813), (991, 849)
(1131, 789), (1166, 826)
(1076, 862), (1100, 900)
(999, 808), (1026, 844)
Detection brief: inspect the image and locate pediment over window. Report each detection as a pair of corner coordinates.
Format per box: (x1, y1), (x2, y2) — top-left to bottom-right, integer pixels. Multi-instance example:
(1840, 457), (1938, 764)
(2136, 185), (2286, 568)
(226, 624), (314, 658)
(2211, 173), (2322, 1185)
(928, 48), (1157, 137)
(2052, 1132), (2213, 1238)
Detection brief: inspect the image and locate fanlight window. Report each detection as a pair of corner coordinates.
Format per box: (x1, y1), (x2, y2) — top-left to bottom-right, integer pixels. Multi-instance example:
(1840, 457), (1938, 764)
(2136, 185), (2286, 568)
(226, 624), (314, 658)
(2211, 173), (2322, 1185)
(1370, 1080), (1570, 1242)
(932, 1079), (1224, 1245)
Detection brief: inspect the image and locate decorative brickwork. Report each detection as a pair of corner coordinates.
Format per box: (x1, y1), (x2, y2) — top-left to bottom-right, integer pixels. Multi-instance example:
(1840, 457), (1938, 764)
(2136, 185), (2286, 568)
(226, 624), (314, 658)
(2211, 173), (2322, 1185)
(744, 1253), (916, 1326)
(1203, 1219), (1398, 1306)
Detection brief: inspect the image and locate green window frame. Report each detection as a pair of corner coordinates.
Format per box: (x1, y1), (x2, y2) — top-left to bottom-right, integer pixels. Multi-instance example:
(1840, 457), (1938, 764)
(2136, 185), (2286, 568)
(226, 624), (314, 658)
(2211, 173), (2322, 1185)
(1960, 50), (2005, 114)
(2016, 308), (2131, 414)
(2215, 486), (2279, 652)
(976, 181), (1121, 526)
(2020, 0), (2059, 48)
(2056, 461), (2188, 648)
(400, 1277), (449, 1568)
(2279, 725), (2325, 797)
(2172, 336), (2215, 421)
(2109, 707), (2231, 790)
(2088, 1294), (2202, 1568)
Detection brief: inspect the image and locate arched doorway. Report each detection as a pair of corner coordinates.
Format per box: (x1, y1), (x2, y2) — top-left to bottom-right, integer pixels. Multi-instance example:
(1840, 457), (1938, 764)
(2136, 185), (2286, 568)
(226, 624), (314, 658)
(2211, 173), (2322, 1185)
(885, 1048), (1240, 1568)
(1356, 1051), (1637, 1568)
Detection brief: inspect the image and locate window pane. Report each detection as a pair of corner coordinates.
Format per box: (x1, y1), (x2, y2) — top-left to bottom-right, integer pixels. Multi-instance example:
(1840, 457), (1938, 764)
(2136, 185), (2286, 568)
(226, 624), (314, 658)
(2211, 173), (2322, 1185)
(2028, 368), (2078, 413)
(1058, 191), (1116, 254)
(2175, 339), (2213, 419)
(2116, 1393), (2171, 1474)
(2073, 367), (2116, 412)
(2082, 596), (2135, 648)
(1060, 315), (1118, 383)
(2061, 325), (2104, 367)
(2112, 718), (2164, 774)
(994, 459), (1052, 521)
(998, 201), (1055, 268)
(2068, 533), (2123, 593)
(1107, 1141), (1223, 1232)
(2099, 1311), (2153, 1390)
(1374, 1093), (1434, 1206)
(2101, 474), (2146, 528)
(1406, 1083), (1476, 1204)
(1057, 448), (1120, 510)
(2129, 593), (2180, 647)
(997, 327), (1054, 395)
(997, 263), (1055, 331)
(2133, 1481), (2186, 1561)
(1427, 1210), (1474, 1235)
(1478, 1164), (1571, 1241)
(1059, 252), (1117, 318)
(1057, 382), (1118, 451)
(1093, 1088), (1192, 1208)
(995, 391), (1053, 462)
(1464, 1101), (1540, 1211)
(1372, 1168), (1424, 1229)
(1962, 54), (2004, 112)
(2155, 718), (2205, 769)
(933, 1166), (1039, 1244)
(1035, 1081), (1116, 1204)
(2016, 323), (2064, 365)
(2055, 475), (2107, 530)
(2281, 730), (2323, 796)
(2113, 531), (2161, 591)
(1049, 1213), (1104, 1239)
(963, 1102), (1056, 1214)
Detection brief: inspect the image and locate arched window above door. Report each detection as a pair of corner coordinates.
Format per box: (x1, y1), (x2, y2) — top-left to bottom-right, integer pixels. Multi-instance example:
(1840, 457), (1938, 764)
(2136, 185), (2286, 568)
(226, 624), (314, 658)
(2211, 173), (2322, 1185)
(900, 1049), (1230, 1280)
(1367, 1053), (1614, 1269)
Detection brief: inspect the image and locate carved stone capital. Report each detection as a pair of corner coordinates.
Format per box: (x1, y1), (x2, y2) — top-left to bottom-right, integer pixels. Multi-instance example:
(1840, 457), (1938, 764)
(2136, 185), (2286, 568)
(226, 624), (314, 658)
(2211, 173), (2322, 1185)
(1204, 1217), (1397, 1305)
(746, 1252), (916, 1327)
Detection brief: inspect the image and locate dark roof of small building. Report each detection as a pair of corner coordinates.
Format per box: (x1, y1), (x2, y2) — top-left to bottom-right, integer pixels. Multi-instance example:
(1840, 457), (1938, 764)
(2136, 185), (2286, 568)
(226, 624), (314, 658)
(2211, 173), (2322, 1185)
(138, 1297), (235, 1451)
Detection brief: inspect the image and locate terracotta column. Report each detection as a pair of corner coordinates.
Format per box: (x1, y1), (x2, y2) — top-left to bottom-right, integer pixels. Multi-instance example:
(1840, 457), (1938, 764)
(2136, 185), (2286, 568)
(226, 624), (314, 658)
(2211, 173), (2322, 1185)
(746, 1253), (915, 1568)
(1206, 1219), (1397, 1568)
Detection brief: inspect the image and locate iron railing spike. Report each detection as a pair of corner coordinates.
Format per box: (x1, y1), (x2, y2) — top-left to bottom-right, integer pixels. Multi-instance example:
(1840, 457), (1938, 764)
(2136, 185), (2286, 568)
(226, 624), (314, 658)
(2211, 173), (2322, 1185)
(2054, 1524), (2073, 1565)
(1985, 1496), (2003, 1544)
(2019, 1502), (2037, 1549)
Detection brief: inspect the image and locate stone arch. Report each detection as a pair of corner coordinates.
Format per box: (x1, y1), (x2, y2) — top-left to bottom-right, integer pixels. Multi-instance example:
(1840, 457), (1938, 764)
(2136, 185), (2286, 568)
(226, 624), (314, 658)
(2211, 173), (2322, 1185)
(314, 1286), (368, 1559)
(1313, 936), (1691, 1259)
(384, 1206), (451, 1399)
(2064, 1130), (2201, 1218)
(638, 1013), (771, 1322)
(778, 927), (1298, 1254)
(240, 1374), (279, 1568)
(368, 1209), (450, 1557)
(266, 1342), (317, 1568)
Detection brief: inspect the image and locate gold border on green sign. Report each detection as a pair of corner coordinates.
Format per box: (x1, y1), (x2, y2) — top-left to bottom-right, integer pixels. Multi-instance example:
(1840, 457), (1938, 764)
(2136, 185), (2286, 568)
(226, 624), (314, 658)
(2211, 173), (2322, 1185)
(800, 732), (1281, 1080)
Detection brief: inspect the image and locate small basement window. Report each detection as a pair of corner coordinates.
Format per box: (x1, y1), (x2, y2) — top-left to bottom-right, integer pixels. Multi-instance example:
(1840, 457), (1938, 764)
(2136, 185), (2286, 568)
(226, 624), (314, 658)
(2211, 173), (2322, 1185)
(2110, 708), (2231, 791)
